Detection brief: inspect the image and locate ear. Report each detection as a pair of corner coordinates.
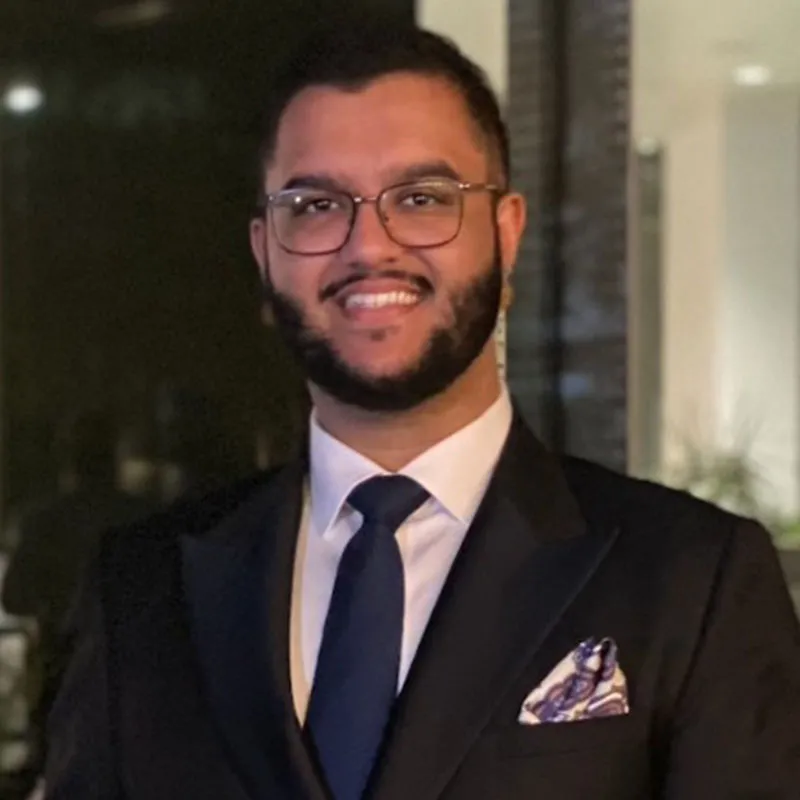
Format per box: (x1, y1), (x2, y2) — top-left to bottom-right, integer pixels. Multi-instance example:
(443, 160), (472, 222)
(495, 191), (527, 278)
(249, 216), (269, 284)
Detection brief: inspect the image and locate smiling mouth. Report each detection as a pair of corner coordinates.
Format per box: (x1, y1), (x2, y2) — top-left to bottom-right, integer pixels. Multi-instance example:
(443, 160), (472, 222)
(333, 284), (428, 326)
(341, 290), (421, 311)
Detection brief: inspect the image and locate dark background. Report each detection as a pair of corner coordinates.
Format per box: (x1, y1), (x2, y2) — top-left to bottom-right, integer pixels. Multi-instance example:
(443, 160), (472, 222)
(0, 0), (414, 515)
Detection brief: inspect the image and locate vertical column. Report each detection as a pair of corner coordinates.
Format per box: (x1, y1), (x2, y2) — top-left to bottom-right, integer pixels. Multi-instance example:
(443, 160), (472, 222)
(506, 0), (562, 442)
(507, 0), (631, 467)
(558, 0), (631, 469)
(628, 149), (664, 478)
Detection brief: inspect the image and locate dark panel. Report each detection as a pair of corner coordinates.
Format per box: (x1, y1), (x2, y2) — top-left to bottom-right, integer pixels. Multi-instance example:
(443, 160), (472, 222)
(506, 0), (564, 447)
(560, 0), (630, 470)
(507, 0), (631, 471)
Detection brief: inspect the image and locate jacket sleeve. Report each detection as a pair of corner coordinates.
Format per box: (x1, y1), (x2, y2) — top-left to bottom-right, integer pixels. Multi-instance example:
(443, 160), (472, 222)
(664, 520), (800, 797)
(44, 556), (124, 800)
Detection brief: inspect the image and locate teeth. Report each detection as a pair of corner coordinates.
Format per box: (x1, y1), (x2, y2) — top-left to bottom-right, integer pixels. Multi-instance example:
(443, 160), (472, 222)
(344, 291), (419, 309)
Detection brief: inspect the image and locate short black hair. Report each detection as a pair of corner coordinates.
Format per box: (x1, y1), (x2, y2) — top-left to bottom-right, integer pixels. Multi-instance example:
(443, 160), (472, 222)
(258, 19), (509, 186)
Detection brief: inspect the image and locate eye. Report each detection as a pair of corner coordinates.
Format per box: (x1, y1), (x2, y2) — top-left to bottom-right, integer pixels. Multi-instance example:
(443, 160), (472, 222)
(400, 191), (438, 207)
(280, 192), (345, 217)
(294, 195), (341, 216)
(394, 183), (458, 209)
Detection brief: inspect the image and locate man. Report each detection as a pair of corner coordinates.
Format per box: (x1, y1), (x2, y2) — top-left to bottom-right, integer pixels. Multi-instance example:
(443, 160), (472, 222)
(45, 21), (800, 800)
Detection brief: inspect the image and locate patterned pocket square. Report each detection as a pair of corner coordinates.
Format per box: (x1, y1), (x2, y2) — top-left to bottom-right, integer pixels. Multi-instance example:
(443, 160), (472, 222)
(518, 637), (629, 725)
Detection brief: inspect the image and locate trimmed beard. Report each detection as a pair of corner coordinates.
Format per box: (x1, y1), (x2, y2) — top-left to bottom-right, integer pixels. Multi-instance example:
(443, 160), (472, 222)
(263, 252), (502, 413)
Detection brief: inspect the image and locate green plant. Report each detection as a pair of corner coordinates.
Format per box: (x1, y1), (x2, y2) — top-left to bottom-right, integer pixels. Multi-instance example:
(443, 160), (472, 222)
(664, 437), (800, 547)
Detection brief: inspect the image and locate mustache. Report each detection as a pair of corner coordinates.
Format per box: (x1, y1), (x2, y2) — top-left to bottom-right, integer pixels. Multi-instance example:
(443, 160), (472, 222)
(319, 269), (433, 302)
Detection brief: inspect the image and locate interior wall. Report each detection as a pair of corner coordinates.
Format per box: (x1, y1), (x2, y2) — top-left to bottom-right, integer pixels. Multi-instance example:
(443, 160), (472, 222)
(660, 90), (725, 467)
(720, 89), (800, 513)
(656, 85), (800, 516)
(415, 0), (508, 102)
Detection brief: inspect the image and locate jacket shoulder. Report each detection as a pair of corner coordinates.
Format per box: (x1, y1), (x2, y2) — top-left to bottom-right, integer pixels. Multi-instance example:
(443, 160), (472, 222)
(560, 455), (757, 545)
(557, 457), (780, 633)
(101, 466), (288, 555)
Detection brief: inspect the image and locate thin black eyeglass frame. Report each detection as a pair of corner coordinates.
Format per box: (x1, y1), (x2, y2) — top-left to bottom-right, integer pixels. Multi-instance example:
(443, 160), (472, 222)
(258, 178), (504, 256)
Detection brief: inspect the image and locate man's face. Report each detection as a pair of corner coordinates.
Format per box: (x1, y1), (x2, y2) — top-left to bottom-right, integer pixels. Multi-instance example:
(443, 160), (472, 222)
(250, 72), (525, 412)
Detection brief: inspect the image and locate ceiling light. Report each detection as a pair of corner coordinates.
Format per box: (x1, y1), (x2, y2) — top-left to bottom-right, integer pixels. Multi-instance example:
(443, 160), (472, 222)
(95, 1), (172, 28)
(733, 65), (772, 87)
(637, 138), (661, 157)
(2, 82), (45, 115)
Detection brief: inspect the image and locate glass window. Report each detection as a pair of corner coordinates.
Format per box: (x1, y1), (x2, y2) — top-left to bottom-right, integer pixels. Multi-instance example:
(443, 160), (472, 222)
(631, 0), (800, 604)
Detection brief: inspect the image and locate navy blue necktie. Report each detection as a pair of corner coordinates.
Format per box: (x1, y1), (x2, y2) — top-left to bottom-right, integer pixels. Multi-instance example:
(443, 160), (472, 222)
(306, 475), (429, 800)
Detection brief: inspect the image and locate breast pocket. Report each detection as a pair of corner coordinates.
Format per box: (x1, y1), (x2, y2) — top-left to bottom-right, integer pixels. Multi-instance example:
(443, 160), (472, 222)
(493, 716), (650, 799)
(496, 714), (641, 758)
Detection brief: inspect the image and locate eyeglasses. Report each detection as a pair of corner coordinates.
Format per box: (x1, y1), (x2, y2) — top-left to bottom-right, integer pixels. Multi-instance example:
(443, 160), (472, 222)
(260, 177), (501, 256)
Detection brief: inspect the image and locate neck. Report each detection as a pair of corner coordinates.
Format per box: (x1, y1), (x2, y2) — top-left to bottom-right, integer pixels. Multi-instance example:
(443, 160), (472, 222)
(311, 346), (502, 471)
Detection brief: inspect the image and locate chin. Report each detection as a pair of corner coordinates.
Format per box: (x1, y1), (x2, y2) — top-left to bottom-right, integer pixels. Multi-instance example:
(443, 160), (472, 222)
(339, 345), (423, 377)
(347, 361), (417, 386)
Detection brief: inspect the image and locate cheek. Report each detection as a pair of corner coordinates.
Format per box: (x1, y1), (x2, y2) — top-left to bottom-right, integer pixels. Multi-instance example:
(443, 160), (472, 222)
(434, 233), (494, 294)
(265, 247), (317, 298)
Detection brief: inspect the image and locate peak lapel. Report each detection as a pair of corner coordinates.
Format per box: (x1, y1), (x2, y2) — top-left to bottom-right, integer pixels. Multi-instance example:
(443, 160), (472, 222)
(181, 460), (326, 800)
(368, 417), (619, 800)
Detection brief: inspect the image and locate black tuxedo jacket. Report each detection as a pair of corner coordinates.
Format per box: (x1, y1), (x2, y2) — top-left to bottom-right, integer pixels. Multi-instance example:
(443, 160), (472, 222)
(45, 416), (800, 799)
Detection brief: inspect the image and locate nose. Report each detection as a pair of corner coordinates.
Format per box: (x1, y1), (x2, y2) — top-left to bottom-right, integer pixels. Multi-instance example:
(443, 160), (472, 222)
(338, 200), (404, 265)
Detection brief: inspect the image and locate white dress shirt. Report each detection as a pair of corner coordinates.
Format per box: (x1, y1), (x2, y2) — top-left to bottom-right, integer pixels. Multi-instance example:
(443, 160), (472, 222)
(289, 387), (513, 722)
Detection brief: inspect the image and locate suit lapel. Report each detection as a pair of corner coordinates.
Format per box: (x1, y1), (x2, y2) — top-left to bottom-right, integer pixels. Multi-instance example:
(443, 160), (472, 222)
(368, 416), (619, 800)
(181, 459), (327, 800)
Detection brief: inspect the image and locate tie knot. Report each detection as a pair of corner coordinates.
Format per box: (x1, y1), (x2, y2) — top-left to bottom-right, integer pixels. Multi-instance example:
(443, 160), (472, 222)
(347, 475), (429, 533)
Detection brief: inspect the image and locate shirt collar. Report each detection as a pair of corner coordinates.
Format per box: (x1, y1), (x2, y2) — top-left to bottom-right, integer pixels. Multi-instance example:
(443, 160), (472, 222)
(308, 387), (513, 536)
(309, 415), (388, 538)
(400, 387), (512, 524)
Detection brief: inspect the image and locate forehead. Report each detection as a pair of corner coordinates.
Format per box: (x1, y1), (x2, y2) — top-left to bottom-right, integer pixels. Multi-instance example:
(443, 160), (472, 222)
(266, 72), (491, 189)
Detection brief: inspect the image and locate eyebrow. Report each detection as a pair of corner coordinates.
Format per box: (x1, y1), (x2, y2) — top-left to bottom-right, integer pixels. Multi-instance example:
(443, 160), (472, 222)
(278, 159), (465, 194)
(279, 174), (344, 193)
(392, 160), (464, 183)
